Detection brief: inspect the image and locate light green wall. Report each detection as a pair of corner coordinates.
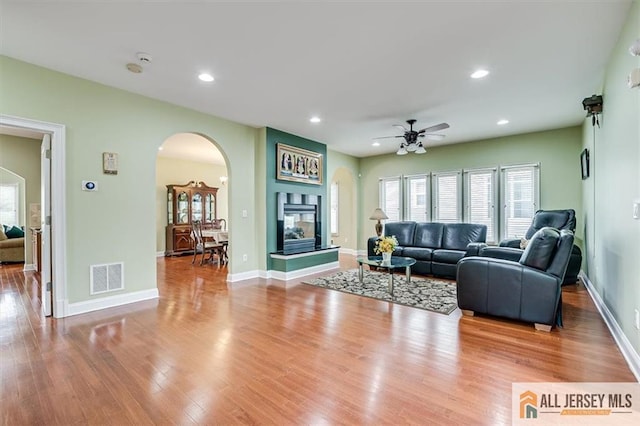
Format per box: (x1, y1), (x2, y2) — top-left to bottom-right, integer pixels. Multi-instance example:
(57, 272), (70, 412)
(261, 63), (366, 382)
(155, 156), (228, 253)
(583, 0), (640, 352)
(0, 55), (259, 304)
(359, 126), (584, 249)
(327, 149), (360, 250)
(0, 134), (41, 264)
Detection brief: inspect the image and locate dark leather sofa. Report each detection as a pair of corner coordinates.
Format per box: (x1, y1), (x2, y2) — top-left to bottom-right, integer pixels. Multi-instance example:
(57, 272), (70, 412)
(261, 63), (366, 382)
(367, 221), (487, 279)
(457, 227), (574, 331)
(477, 209), (582, 284)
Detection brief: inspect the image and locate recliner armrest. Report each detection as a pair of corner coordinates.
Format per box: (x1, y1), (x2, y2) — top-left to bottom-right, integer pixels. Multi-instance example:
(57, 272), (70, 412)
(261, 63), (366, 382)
(479, 246), (523, 263)
(465, 242), (487, 257)
(499, 238), (521, 248)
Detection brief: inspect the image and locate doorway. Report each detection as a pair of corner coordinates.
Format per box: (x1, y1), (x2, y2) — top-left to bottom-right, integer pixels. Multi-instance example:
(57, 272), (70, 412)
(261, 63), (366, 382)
(0, 114), (67, 318)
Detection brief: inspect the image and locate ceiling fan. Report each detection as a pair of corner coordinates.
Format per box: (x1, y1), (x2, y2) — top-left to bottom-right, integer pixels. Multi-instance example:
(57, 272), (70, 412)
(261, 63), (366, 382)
(374, 119), (450, 155)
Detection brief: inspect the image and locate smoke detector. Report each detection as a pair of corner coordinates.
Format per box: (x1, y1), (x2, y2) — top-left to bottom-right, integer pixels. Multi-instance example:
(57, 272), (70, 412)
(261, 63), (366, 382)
(136, 52), (152, 63)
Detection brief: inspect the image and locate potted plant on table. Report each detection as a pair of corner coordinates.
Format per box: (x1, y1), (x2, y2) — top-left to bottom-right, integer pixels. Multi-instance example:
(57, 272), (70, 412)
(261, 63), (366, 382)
(374, 235), (398, 264)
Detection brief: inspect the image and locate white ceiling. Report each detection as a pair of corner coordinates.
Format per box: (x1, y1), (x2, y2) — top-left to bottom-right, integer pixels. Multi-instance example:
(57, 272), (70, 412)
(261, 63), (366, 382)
(0, 1), (632, 157)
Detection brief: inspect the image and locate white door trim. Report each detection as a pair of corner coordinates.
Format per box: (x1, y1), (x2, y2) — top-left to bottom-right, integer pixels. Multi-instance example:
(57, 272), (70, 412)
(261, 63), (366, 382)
(0, 114), (67, 318)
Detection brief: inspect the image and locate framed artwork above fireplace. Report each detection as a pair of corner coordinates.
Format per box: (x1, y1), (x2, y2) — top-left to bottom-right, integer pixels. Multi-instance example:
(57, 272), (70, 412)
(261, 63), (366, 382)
(277, 143), (323, 185)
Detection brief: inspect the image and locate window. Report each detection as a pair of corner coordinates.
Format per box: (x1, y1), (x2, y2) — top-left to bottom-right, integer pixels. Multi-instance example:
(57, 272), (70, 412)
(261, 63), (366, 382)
(501, 164), (540, 239)
(330, 182), (339, 235)
(379, 177), (401, 222)
(0, 183), (18, 226)
(432, 171), (461, 223)
(464, 168), (498, 243)
(404, 174), (431, 222)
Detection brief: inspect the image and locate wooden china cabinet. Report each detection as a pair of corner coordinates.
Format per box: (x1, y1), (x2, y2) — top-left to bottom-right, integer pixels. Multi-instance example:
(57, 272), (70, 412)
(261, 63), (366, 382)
(165, 181), (218, 256)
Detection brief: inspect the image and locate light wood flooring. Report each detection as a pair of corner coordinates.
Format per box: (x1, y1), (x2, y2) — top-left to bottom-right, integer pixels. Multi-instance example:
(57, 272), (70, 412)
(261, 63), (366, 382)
(0, 255), (636, 425)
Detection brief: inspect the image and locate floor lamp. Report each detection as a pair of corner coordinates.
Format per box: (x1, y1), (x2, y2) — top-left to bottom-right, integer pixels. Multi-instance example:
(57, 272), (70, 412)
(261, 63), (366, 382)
(369, 208), (388, 237)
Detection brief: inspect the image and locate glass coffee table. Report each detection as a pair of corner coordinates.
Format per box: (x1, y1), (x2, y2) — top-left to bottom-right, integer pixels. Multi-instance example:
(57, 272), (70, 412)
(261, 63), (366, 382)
(356, 256), (417, 296)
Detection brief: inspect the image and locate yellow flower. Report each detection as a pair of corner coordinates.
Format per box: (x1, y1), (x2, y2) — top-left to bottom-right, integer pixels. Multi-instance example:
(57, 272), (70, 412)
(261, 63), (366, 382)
(374, 236), (398, 254)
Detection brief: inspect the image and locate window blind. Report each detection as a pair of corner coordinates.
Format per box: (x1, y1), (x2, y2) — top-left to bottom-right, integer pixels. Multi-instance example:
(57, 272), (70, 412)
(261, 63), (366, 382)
(405, 174), (430, 222)
(379, 177), (401, 222)
(501, 165), (539, 239)
(464, 169), (497, 243)
(433, 172), (461, 223)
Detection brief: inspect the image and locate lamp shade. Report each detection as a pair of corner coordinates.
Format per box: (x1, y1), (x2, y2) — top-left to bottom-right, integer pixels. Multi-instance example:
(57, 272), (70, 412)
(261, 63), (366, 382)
(369, 208), (389, 221)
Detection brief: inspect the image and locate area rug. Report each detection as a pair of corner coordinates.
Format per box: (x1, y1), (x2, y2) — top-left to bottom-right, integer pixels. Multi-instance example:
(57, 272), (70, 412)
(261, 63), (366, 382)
(303, 269), (458, 315)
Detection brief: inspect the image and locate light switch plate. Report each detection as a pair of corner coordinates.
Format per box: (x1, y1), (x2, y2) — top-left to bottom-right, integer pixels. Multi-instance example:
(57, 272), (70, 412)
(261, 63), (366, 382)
(633, 200), (640, 219)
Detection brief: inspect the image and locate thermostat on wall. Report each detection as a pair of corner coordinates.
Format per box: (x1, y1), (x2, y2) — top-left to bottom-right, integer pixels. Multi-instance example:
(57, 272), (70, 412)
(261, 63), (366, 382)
(82, 180), (98, 191)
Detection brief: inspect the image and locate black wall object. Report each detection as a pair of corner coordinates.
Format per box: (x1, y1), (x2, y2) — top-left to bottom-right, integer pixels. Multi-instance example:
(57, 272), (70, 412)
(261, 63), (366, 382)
(580, 148), (590, 180)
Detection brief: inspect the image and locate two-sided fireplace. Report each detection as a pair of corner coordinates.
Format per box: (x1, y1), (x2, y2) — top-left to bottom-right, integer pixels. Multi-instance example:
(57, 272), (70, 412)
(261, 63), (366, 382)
(277, 192), (321, 254)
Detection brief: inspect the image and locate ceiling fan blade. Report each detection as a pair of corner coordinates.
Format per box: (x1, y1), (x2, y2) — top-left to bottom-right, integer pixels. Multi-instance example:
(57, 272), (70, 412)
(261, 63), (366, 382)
(423, 134), (446, 141)
(417, 122), (450, 134)
(372, 135), (404, 140)
(392, 124), (408, 132)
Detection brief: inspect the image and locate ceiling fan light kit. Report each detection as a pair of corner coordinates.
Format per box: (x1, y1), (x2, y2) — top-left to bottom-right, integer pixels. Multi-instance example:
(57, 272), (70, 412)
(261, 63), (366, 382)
(376, 119), (449, 156)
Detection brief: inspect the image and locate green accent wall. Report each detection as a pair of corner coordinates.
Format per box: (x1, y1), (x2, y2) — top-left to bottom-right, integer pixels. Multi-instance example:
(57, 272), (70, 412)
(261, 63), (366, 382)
(270, 250), (339, 272)
(358, 126), (584, 250)
(582, 0), (640, 353)
(265, 128), (327, 269)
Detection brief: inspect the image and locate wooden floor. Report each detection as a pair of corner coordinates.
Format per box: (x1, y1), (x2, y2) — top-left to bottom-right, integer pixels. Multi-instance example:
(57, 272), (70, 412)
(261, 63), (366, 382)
(0, 255), (636, 425)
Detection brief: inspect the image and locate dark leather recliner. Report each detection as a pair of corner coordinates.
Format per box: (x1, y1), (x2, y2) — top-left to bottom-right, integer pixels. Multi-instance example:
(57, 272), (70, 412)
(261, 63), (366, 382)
(479, 209), (582, 284)
(456, 227), (574, 331)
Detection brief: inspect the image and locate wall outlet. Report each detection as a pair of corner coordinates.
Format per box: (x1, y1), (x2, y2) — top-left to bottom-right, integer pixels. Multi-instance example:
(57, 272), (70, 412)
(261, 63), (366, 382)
(242, 254), (248, 262)
(242, 209), (248, 218)
(635, 309), (640, 330)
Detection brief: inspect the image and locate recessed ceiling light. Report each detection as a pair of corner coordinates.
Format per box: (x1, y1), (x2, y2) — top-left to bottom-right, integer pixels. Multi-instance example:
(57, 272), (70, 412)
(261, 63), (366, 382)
(372, 142), (380, 147)
(471, 69), (489, 79)
(198, 73), (214, 82)
(309, 116), (321, 123)
(497, 119), (509, 125)
(158, 146), (163, 151)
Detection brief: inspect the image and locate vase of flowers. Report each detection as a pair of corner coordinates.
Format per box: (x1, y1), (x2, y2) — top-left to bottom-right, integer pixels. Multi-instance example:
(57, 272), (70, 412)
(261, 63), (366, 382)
(374, 235), (398, 264)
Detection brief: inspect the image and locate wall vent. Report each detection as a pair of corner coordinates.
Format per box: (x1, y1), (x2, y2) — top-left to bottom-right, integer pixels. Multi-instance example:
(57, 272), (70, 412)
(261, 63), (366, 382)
(90, 262), (124, 295)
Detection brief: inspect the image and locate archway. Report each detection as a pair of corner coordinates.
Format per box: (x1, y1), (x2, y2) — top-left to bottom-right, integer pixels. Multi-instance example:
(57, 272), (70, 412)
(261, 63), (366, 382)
(155, 133), (230, 264)
(330, 167), (357, 255)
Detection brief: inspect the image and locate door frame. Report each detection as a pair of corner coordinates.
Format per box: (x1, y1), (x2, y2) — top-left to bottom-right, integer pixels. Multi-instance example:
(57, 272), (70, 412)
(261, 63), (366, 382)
(0, 114), (67, 318)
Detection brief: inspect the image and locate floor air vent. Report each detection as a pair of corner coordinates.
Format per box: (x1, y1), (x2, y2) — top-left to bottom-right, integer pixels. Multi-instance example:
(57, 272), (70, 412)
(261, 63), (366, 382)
(90, 262), (124, 295)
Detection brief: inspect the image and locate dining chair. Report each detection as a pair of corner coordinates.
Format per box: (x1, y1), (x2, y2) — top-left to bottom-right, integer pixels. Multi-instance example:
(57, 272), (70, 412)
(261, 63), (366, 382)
(191, 220), (218, 266)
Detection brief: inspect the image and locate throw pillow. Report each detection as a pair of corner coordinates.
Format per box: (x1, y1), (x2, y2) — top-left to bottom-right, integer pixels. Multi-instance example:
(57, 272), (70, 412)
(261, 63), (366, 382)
(5, 225), (24, 239)
(0, 227), (7, 241)
(519, 238), (530, 249)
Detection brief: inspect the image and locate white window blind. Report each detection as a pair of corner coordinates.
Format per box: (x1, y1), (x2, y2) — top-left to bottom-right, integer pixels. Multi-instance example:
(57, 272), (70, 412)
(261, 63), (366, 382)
(0, 183), (19, 226)
(501, 164), (540, 239)
(330, 182), (339, 235)
(464, 168), (497, 243)
(379, 177), (401, 222)
(432, 171), (462, 223)
(404, 174), (430, 222)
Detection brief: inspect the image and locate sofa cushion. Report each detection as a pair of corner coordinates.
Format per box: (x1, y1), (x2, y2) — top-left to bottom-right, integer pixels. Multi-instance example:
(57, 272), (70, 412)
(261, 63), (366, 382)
(384, 222), (416, 247)
(413, 223), (444, 248)
(519, 227), (560, 271)
(402, 247), (434, 261)
(5, 225), (24, 239)
(432, 249), (465, 264)
(442, 223), (487, 250)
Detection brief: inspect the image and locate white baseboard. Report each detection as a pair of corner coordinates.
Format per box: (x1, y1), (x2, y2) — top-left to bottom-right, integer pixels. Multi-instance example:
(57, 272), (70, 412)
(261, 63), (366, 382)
(23, 263), (35, 272)
(156, 251), (165, 257)
(357, 249), (367, 256)
(66, 288), (159, 317)
(580, 271), (640, 382)
(227, 270), (260, 282)
(339, 248), (358, 256)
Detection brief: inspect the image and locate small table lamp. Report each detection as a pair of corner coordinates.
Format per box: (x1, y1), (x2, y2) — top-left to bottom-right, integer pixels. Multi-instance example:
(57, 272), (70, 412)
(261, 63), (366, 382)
(369, 208), (389, 237)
